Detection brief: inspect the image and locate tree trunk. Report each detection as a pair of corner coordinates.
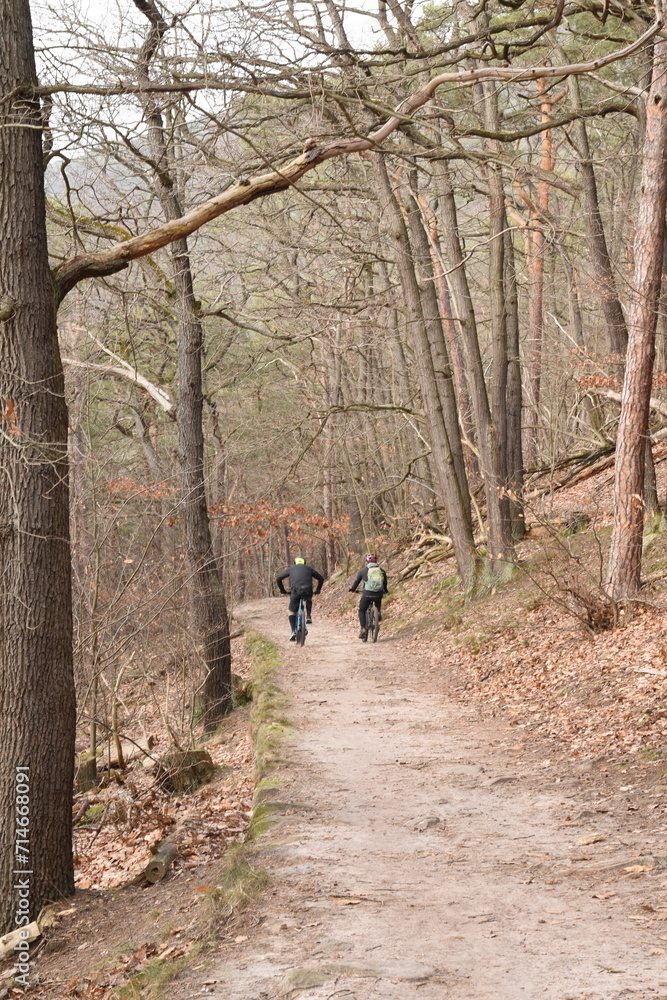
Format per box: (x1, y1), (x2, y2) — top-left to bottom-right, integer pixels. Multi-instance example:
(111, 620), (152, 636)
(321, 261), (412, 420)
(565, 68), (658, 510)
(375, 156), (480, 591)
(483, 81), (513, 551)
(174, 242), (232, 726)
(414, 192), (479, 485)
(487, 170), (508, 483)
(133, 0), (231, 724)
(568, 73), (629, 357)
(0, 0), (76, 930)
(321, 327), (341, 575)
(433, 159), (514, 572)
(400, 178), (469, 500)
(504, 213), (526, 540)
(607, 17), (667, 599)
(524, 79), (552, 466)
(347, 488), (365, 557)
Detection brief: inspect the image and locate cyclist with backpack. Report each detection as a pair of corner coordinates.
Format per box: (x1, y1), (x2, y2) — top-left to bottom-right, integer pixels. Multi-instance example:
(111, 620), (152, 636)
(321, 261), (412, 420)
(349, 553), (388, 640)
(276, 557), (324, 641)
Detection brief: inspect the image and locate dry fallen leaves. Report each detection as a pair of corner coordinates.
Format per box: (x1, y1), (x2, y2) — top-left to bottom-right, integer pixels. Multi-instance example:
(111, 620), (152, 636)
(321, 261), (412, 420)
(73, 646), (254, 891)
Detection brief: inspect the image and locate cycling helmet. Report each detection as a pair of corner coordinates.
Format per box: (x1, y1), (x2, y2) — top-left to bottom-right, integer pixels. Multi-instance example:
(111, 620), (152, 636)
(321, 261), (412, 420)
(365, 553), (377, 563)
(294, 556), (306, 565)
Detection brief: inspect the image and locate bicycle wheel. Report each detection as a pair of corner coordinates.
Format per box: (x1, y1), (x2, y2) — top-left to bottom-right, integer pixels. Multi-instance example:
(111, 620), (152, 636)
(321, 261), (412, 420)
(364, 604), (376, 642)
(369, 603), (380, 643)
(296, 599), (308, 646)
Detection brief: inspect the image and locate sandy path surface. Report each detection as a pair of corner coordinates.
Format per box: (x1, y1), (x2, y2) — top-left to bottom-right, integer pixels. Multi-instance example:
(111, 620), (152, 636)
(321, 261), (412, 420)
(175, 599), (667, 1000)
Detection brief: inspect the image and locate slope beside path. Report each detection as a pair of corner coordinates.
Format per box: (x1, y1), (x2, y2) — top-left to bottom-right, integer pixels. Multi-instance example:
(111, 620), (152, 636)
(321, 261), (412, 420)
(171, 597), (667, 1000)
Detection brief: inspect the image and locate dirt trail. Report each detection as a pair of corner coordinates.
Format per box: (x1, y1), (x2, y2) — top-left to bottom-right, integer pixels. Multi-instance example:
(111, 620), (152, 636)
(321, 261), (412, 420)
(174, 599), (667, 1000)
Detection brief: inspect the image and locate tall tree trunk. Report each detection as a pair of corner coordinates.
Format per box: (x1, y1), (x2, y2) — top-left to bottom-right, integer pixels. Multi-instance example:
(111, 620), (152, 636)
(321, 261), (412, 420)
(134, 0), (230, 724)
(568, 73), (629, 357)
(483, 81), (513, 550)
(400, 177), (469, 500)
(504, 214), (526, 540)
(607, 16), (667, 599)
(524, 79), (552, 466)
(174, 242), (231, 725)
(433, 159), (514, 572)
(414, 192), (480, 485)
(564, 64), (659, 512)
(0, 0), (75, 930)
(347, 487), (365, 557)
(378, 257), (436, 507)
(375, 156), (481, 591)
(321, 333), (341, 576)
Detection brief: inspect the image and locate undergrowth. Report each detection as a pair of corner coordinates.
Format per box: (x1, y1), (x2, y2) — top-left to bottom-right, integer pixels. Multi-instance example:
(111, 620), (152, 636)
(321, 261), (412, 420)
(113, 629), (287, 999)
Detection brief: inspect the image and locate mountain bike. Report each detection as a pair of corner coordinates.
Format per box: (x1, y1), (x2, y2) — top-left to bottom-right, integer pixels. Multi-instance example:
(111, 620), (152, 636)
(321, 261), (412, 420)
(365, 602), (380, 643)
(295, 595), (308, 646)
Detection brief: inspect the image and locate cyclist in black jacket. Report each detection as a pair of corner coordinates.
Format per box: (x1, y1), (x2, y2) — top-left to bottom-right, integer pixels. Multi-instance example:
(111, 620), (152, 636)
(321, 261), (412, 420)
(276, 557), (324, 640)
(349, 553), (388, 640)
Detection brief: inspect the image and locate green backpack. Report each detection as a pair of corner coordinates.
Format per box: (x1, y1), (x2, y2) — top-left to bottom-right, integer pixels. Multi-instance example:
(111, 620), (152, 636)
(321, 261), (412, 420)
(365, 566), (384, 592)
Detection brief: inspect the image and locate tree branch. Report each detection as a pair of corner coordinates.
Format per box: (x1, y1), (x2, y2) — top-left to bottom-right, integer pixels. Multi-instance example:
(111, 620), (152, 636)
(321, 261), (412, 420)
(594, 387), (667, 420)
(52, 20), (661, 304)
(453, 97), (638, 140)
(62, 339), (175, 414)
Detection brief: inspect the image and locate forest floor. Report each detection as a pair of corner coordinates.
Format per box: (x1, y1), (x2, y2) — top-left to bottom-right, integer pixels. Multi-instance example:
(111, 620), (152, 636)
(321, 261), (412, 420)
(164, 597), (667, 1000)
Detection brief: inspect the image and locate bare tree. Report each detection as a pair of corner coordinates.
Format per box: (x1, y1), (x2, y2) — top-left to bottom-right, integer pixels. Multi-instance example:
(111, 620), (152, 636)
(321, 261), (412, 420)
(0, 0), (75, 929)
(607, 6), (667, 599)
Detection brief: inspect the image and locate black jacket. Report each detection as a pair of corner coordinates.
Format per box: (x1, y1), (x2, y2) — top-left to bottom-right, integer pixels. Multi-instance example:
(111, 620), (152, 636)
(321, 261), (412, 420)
(276, 564), (324, 596)
(350, 564), (388, 594)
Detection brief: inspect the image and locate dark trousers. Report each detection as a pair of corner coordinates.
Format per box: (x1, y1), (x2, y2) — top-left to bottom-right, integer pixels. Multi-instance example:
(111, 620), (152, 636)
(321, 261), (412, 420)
(288, 590), (312, 631)
(358, 592), (382, 628)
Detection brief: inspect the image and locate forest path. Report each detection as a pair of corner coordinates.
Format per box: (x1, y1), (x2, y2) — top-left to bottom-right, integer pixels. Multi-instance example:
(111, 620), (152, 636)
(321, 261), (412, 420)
(176, 599), (666, 1000)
